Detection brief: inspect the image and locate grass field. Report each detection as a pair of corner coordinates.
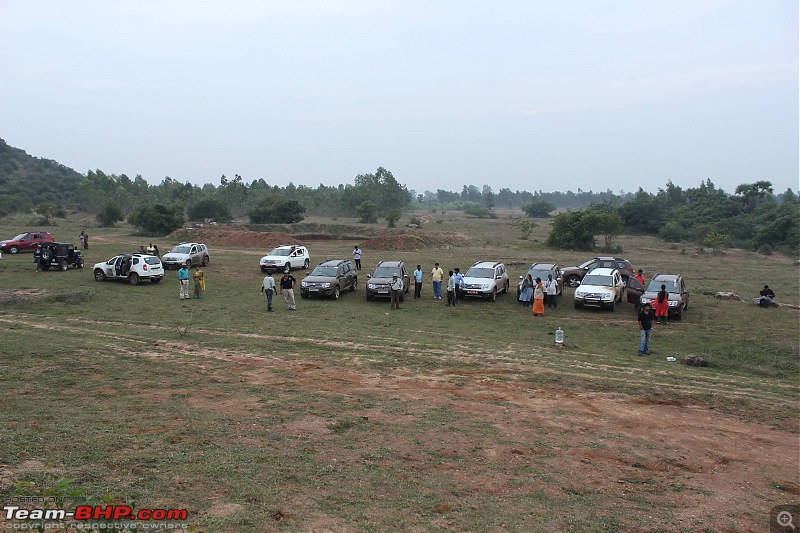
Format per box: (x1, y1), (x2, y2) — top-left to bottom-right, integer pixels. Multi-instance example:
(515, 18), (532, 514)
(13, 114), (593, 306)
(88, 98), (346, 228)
(0, 211), (798, 532)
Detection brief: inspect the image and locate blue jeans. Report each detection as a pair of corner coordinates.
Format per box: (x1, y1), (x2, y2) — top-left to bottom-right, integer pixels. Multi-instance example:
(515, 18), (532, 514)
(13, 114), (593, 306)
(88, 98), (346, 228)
(433, 281), (442, 298)
(638, 328), (652, 354)
(265, 289), (273, 309)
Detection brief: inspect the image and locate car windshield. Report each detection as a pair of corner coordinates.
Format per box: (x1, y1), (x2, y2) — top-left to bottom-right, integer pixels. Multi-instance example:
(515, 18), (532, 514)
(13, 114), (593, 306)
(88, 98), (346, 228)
(268, 248), (291, 256)
(310, 266), (337, 276)
(582, 274), (613, 287)
(646, 280), (680, 293)
(372, 267), (400, 278)
(527, 270), (553, 281)
(465, 268), (494, 278)
(10, 233), (27, 241)
(171, 245), (192, 254)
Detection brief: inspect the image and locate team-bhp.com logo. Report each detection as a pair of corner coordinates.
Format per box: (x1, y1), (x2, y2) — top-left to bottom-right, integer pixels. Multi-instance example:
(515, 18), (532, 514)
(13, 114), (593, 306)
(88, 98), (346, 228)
(4, 504), (188, 529)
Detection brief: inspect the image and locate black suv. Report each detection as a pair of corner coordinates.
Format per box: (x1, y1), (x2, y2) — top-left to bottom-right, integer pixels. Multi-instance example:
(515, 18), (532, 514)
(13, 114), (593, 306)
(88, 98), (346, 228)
(561, 257), (635, 288)
(34, 243), (84, 271)
(366, 260), (410, 301)
(300, 259), (358, 299)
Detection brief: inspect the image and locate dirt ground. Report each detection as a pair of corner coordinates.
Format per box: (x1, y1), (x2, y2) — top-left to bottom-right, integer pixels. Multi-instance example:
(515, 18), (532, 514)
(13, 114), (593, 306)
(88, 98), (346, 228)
(166, 227), (301, 248)
(1, 313), (796, 531)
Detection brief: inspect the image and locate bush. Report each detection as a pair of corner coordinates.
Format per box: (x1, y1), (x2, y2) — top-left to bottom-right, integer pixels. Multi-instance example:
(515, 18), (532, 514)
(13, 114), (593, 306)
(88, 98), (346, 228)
(248, 198), (305, 224)
(188, 197), (232, 222)
(409, 216), (422, 226)
(128, 204), (185, 235)
(96, 203), (124, 227)
(464, 207), (497, 219)
(659, 221), (687, 242)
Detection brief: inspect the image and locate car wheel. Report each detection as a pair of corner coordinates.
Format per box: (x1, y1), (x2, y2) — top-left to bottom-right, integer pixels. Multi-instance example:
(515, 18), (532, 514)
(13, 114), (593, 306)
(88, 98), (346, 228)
(566, 276), (580, 288)
(129, 273), (140, 286)
(94, 269), (107, 282)
(59, 259), (68, 271)
(151, 277), (161, 284)
(332, 286), (340, 300)
(491, 288), (497, 302)
(185, 260), (191, 268)
(300, 292), (308, 299)
(609, 299), (616, 312)
(202, 255), (209, 266)
(40, 249), (51, 261)
(574, 301), (581, 310)
(674, 308), (683, 320)
(284, 262), (291, 272)
(351, 277), (357, 291)
(9, 246), (19, 254)
(303, 259), (309, 269)
(504, 280), (510, 294)
(41, 263), (50, 271)
(77, 258), (85, 268)
(366, 294), (373, 301)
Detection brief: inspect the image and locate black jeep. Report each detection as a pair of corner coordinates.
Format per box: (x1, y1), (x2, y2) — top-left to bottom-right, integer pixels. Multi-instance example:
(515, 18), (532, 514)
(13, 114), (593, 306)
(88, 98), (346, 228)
(34, 243), (85, 271)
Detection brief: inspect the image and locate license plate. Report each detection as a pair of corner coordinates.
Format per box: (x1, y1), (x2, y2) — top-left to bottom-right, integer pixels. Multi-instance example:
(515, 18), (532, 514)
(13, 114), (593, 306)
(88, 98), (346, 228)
(378, 290), (388, 294)
(468, 290), (479, 295)
(310, 288), (318, 292)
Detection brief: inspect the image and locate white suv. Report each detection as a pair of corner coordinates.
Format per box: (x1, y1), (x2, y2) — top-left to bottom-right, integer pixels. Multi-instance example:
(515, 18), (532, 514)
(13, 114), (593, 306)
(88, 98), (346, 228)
(162, 242), (210, 269)
(93, 253), (164, 285)
(573, 267), (624, 311)
(259, 245), (310, 273)
(460, 261), (510, 301)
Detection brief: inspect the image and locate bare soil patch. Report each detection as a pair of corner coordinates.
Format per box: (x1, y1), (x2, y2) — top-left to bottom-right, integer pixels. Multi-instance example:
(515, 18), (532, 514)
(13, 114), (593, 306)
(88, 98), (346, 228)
(360, 230), (471, 250)
(166, 226), (300, 248)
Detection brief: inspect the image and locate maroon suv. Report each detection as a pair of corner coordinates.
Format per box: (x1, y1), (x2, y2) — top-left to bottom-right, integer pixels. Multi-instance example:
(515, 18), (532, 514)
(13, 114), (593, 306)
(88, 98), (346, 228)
(561, 257), (635, 288)
(0, 232), (55, 254)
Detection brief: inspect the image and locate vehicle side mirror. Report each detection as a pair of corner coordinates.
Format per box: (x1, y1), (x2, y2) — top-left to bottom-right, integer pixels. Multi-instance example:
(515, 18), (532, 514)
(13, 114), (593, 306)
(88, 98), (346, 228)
(518, 275), (523, 280)
(367, 274), (371, 279)
(496, 275), (502, 279)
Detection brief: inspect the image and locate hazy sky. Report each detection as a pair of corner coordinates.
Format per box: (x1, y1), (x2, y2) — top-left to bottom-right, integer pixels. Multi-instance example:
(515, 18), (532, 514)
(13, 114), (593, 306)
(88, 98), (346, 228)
(1, 0), (797, 195)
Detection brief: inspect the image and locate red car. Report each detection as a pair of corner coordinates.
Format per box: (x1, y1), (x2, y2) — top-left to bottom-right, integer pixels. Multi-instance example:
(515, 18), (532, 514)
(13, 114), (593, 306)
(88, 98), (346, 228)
(0, 232), (55, 254)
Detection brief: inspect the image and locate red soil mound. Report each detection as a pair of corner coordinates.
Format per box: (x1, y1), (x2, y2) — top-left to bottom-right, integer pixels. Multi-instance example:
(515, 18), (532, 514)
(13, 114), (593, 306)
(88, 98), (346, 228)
(166, 227), (301, 249)
(360, 231), (470, 251)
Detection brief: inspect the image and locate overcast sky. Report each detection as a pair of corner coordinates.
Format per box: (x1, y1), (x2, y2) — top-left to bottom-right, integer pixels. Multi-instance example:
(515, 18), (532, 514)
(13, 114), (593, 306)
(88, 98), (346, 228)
(1, 0), (797, 195)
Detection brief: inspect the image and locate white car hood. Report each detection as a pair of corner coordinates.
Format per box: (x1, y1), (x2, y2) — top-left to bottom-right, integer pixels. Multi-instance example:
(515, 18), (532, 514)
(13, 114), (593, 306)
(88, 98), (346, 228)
(576, 286), (615, 297)
(260, 255), (289, 263)
(163, 253), (190, 261)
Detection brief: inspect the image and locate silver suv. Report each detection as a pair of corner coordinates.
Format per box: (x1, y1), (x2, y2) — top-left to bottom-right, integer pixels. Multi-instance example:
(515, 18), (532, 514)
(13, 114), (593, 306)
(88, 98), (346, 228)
(460, 261), (510, 301)
(162, 242), (210, 269)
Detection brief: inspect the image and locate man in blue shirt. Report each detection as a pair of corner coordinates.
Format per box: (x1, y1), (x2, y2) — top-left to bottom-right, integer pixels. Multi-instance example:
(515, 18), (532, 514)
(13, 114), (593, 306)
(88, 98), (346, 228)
(178, 265), (190, 300)
(453, 268), (464, 304)
(413, 264), (423, 299)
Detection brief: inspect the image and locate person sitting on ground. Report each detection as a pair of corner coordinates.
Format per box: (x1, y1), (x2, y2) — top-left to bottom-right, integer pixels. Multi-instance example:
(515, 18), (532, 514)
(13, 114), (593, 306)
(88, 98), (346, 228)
(757, 284), (776, 308)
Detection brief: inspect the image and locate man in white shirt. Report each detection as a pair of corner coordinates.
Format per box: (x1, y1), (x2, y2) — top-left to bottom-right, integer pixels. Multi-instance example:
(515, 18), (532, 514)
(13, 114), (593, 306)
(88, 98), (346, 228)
(261, 274), (276, 311)
(353, 246), (362, 270)
(545, 274), (558, 309)
(390, 273), (404, 310)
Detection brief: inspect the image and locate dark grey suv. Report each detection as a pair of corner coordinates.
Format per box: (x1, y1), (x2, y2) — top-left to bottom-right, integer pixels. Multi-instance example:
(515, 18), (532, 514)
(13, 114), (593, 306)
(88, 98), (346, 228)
(299, 259), (357, 300)
(366, 260), (410, 301)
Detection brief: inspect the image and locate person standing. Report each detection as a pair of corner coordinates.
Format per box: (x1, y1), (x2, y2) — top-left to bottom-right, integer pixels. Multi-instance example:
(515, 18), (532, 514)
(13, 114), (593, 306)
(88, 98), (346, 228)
(634, 269), (645, 286)
(446, 270), (456, 307)
(637, 302), (654, 355)
(353, 246), (362, 270)
(152, 244), (160, 258)
(653, 284), (669, 324)
(178, 264), (190, 300)
(453, 268), (464, 304)
(79, 231), (86, 249)
(192, 266), (205, 299)
(545, 274), (558, 310)
(280, 269), (297, 310)
(390, 272), (404, 310)
(82, 231), (89, 250)
(532, 277), (545, 317)
(261, 273), (276, 311)
(431, 262), (444, 300)
(519, 274), (533, 307)
(413, 264), (423, 299)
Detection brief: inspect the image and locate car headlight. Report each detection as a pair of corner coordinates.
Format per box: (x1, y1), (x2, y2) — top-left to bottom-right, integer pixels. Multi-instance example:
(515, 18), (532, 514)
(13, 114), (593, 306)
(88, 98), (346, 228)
(482, 283), (491, 290)
(301, 281), (308, 287)
(602, 293), (612, 301)
(575, 292), (584, 299)
(368, 284), (376, 289)
(322, 282), (331, 288)
(640, 298), (650, 304)
(668, 300), (679, 307)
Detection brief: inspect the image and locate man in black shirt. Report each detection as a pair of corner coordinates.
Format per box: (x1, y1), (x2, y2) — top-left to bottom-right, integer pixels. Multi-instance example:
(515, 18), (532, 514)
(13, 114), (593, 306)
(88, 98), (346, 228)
(638, 302), (654, 356)
(279, 269), (297, 310)
(758, 285), (776, 307)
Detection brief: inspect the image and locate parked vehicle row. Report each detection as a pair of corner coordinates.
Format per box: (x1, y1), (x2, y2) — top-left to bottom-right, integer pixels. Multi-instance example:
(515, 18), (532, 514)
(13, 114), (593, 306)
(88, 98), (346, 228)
(2, 233), (689, 317)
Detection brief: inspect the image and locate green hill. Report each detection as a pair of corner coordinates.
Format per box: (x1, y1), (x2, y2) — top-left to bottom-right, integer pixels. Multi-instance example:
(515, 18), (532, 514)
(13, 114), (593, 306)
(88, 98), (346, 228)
(0, 137), (85, 217)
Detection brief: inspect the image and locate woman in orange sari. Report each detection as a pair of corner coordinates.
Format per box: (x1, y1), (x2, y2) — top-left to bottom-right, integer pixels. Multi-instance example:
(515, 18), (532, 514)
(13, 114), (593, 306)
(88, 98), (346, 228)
(532, 277), (545, 317)
(653, 284), (669, 324)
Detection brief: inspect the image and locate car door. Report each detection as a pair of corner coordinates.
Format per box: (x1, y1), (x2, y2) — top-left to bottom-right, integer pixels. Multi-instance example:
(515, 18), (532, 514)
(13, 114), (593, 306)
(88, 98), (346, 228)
(626, 276), (645, 304)
(189, 246), (198, 265)
(554, 267), (563, 295)
(681, 278), (689, 308)
(290, 248), (303, 269)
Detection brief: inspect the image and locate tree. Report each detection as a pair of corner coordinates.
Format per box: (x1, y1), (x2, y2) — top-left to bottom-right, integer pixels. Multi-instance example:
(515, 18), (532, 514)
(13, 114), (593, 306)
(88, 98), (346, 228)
(128, 204), (184, 235)
(187, 197), (232, 222)
(248, 197), (305, 224)
(509, 219), (537, 239)
(464, 206), (497, 219)
(546, 207), (621, 251)
(385, 209), (401, 228)
(355, 200), (379, 223)
(36, 202), (53, 224)
(483, 191), (495, 209)
(96, 202), (124, 227)
(522, 200), (555, 218)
